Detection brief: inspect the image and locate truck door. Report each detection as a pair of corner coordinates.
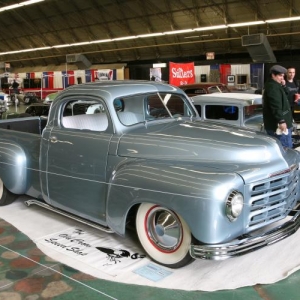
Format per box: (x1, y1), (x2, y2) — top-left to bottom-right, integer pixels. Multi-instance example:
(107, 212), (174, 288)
(41, 98), (113, 224)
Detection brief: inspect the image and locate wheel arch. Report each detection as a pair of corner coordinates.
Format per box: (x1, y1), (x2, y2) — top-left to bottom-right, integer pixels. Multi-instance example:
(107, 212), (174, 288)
(105, 159), (204, 238)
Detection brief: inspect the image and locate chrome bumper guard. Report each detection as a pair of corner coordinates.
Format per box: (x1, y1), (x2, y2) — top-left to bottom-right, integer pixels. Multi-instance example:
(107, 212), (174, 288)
(190, 209), (300, 260)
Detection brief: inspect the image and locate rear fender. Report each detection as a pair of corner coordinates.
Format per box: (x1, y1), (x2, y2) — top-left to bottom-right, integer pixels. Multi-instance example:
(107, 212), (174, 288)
(0, 141), (27, 194)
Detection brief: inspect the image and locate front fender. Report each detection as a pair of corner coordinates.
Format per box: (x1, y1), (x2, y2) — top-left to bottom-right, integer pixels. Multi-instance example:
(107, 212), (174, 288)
(0, 140), (27, 194)
(106, 158), (245, 244)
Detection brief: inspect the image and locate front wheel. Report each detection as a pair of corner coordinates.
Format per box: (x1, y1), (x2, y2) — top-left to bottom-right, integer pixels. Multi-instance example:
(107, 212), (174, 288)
(0, 179), (17, 206)
(136, 203), (194, 268)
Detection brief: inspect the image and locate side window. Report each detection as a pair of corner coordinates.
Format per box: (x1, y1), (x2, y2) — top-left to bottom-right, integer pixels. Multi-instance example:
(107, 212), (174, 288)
(61, 100), (108, 131)
(205, 105), (238, 121)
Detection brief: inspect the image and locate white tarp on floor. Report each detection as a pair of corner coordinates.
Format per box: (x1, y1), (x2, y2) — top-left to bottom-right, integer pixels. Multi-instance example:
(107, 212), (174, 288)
(1, 197), (300, 292)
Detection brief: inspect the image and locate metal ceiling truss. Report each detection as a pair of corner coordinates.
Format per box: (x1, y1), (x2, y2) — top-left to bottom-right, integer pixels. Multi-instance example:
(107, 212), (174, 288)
(0, 0), (299, 69)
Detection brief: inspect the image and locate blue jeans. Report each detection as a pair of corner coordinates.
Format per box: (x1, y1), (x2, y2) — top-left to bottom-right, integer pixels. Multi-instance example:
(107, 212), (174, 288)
(266, 128), (293, 148)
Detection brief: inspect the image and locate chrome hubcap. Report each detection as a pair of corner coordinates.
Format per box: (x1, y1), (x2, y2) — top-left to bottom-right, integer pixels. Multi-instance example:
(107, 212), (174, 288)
(146, 207), (183, 252)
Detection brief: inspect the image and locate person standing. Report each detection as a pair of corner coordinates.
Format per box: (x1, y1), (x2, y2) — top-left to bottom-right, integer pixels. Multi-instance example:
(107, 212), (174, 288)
(285, 66), (300, 119)
(263, 65), (293, 148)
(11, 79), (19, 94)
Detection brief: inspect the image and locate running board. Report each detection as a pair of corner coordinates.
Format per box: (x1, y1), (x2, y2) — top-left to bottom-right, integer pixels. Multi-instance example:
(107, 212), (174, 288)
(24, 199), (114, 233)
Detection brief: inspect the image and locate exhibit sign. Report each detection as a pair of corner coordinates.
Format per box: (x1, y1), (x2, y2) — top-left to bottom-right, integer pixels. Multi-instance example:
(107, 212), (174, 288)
(206, 52), (215, 60)
(169, 62), (195, 86)
(150, 67), (162, 81)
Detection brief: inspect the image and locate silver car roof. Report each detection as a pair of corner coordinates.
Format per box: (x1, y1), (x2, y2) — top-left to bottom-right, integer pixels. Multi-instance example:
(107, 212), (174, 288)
(191, 92), (262, 106)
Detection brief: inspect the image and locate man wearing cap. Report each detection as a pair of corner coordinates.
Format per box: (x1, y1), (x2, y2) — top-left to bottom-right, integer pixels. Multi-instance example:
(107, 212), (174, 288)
(263, 64), (293, 148)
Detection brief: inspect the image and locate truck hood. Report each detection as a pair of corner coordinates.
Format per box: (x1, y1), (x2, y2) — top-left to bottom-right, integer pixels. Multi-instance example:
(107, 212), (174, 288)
(117, 119), (299, 183)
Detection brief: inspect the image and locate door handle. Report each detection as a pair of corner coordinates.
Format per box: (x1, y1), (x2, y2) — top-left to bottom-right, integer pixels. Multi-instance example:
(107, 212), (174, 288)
(50, 136), (58, 143)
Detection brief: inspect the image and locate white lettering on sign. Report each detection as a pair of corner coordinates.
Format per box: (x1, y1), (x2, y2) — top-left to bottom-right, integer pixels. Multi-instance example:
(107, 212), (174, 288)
(171, 68), (194, 78)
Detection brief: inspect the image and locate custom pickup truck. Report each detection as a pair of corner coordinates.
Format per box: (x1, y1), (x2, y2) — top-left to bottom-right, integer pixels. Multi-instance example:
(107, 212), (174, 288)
(1, 80), (300, 268)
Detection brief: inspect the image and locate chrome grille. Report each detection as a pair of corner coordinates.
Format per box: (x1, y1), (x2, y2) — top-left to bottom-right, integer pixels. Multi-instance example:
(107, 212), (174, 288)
(247, 166), (299, 230)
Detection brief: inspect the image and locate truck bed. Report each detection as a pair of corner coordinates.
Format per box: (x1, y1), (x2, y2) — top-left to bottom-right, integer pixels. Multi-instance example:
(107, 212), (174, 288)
(0, 116), (47, 135)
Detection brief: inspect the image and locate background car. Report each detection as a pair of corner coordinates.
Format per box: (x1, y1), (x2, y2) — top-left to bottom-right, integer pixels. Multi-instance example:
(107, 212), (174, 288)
(24, 103), (51, 116)
(0, 92), (9, 115)
(43, 91), (59, 104)
(2, 103), (51, 119)
(17, 92), (39, 105)
(179, 82), (231, 97)
(192, 92), (263, 130)
(192, 92), (300, 148)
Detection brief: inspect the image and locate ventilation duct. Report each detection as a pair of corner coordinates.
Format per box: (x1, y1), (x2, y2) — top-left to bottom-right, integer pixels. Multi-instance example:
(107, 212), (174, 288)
(66, 54), (92, 69)
(242, 33), (276, 63)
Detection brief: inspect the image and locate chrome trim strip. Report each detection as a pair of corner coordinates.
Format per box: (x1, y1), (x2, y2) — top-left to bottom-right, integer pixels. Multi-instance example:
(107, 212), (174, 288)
(190, 208), (300, 260)
(24, 199), (114, 233)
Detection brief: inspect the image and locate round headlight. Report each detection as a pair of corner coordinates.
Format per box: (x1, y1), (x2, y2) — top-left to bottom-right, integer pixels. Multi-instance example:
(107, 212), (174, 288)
(226, 190), (244, 222)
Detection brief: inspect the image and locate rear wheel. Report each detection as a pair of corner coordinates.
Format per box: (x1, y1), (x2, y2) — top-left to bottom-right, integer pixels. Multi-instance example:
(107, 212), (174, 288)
(136, 203), (194, 268)
(0, 179), (17, 206)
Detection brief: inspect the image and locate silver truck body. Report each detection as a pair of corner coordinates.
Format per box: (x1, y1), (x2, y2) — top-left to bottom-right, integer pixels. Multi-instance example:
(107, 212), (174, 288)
(0, 81), (299, 267)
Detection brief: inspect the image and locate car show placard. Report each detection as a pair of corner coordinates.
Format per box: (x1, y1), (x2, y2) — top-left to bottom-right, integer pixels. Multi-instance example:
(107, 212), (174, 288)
(35, 227), (146, 276)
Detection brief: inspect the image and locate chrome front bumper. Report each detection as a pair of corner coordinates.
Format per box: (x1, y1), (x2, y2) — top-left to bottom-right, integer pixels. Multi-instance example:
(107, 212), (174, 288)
(190, 209), (300, 260)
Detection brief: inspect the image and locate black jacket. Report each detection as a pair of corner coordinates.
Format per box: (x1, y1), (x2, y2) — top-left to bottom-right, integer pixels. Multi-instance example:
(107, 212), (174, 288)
(285, 79), (299, 107)
(263, 78), (293, 131)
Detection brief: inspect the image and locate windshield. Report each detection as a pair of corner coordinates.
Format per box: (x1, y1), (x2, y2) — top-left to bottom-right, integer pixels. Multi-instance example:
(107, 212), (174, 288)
(207, 85), (231, 93)
(244, 104), (263, 120)
(114, 92), (196, 126)
(207, 86), (222, 93)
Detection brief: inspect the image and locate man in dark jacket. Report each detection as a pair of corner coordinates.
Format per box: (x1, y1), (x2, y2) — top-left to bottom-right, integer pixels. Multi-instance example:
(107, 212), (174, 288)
(11, 80), (19, 94)
(263, 65), (293, 148)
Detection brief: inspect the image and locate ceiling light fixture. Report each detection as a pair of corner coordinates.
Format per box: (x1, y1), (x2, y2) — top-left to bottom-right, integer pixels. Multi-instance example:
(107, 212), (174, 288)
(194, 25), (228, 31)
(266, 16), (300, 23)
(0, 0), (44, 12)
(70, 41), (90, 46)
(138, 33), (164, 38)
(153, 63), (167, 68)
(90, 39), (112, 44)
(53, 44), (71, 49)
(228, 21), (265, 27)
(184, 36), (200, 39)
(164, 29), (194, 35)
(113, 36), (137, 41)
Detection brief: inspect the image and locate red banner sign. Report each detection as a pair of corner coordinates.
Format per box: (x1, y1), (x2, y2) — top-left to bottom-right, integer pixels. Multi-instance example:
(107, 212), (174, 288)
(169, 62), (195, 86)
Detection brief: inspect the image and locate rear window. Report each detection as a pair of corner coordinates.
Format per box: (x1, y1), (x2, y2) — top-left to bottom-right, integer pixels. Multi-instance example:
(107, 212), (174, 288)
(183, 88), (207, 95)
(205, 105), (238, 121)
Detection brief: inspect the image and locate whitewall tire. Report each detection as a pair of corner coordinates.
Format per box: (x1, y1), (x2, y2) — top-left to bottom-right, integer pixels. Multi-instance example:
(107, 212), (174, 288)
(0, 179), (17, 206)
(136, 203), (194, 268)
